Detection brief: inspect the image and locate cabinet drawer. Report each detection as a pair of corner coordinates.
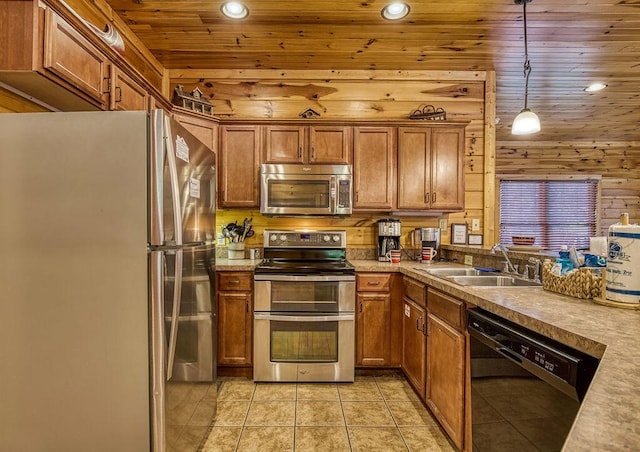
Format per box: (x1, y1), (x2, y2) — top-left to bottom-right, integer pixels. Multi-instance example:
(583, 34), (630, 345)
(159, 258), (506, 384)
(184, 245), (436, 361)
(357, 273), (391, 292)
(427, 289), (465, 331)
(218, 272), (253, 291)
(403, 276), (426, 307)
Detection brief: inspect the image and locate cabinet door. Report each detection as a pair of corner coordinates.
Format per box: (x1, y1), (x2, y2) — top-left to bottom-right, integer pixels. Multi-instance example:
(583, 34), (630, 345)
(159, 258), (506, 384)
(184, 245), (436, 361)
(173, 110), (219, 153)
(308, 126), (352, 164)
(431, 127), (465, 210)
(219, 124), (261, 208)
(397, 127), (430, 210)
(356, 292), (390, 366)
(426, 313), (465, 450)
(353, 127), (395, 210)
(43, 9), (109, 108)
(217, 291), (252, 365)
(263, 125), (306, 163)
(402, 298), (426, 398)
(109, 67), (148, 111)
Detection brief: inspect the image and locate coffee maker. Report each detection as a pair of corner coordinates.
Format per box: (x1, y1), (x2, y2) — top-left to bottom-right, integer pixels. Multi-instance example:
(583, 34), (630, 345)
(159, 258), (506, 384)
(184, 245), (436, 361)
(417, 227), (441, 262)
(377, 218), (401, 261)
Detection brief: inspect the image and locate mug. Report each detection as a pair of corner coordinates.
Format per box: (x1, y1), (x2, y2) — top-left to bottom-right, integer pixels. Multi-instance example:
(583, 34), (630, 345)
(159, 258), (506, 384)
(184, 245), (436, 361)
(421, 247), (438, 262)
(386, 249), (401, 263)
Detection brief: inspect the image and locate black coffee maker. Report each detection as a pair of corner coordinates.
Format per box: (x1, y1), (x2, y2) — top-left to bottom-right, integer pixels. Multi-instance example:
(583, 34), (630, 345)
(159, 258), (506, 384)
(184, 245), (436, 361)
(377, 218), (401, 261)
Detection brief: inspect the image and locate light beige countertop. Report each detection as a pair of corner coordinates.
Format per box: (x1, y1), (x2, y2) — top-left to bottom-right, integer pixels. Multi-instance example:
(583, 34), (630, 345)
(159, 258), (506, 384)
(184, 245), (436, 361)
(350, 259), (640, 452)
(215, 257), (639, 450)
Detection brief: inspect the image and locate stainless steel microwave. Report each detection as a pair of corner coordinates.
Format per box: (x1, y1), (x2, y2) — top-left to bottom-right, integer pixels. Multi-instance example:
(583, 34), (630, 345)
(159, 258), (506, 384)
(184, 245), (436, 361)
(260, 164), (353, 216)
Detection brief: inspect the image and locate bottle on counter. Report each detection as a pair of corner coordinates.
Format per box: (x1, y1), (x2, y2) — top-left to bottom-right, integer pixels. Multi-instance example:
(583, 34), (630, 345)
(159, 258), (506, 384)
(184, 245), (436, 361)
(556, 245), (574, 275)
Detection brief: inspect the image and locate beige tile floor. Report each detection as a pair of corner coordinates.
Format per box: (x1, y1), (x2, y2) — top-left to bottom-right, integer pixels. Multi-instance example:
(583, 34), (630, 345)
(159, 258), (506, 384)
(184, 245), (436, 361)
(201, 374), (455, 451)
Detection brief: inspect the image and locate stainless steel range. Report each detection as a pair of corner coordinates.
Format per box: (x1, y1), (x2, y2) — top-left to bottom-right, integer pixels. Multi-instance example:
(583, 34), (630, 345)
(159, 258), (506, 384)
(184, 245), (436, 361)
(253, 230), (355, 382)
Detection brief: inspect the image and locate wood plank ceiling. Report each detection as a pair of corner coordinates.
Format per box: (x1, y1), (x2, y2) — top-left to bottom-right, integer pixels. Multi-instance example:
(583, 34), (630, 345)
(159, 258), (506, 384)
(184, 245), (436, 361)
(105, 0), (640, 142)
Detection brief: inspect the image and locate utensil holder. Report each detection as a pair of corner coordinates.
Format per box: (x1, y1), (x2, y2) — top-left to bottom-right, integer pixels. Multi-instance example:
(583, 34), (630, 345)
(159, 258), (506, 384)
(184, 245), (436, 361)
(228, 242), (245, 260)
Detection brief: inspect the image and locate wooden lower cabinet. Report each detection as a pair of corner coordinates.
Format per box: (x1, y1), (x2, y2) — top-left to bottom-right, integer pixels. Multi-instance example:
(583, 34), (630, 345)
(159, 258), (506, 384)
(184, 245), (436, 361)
(402, 297), (426, 398)
(356, 273), (402, 367)
(426, 289), (466, 451)
(216, 272), (253, 366)
(356, 291), (391, 366)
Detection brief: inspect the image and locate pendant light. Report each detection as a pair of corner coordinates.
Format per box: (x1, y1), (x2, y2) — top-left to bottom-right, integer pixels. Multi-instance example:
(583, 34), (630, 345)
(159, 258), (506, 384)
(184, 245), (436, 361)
(512, 0), (540, 135)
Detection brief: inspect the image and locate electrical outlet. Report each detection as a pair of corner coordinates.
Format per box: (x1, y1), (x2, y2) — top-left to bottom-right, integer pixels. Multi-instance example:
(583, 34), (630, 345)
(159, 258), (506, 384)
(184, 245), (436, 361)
(439, 219), (448, 230)
(464, 255), (473, 266)
(472, 218), (480, 231)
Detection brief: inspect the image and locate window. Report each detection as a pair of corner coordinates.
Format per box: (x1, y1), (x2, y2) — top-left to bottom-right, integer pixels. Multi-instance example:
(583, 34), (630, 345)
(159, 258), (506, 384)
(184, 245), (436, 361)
(499, 178), (599, 251)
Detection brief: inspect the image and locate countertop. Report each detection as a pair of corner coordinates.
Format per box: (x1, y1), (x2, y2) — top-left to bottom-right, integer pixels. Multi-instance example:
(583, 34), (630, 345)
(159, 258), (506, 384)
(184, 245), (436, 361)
(216, 258), (640, 450)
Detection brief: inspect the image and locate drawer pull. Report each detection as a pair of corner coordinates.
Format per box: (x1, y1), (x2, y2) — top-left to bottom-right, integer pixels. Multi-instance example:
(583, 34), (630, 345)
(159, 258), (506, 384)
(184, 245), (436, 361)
(229, 280), (240, 284)
(367, 281), (380, 286)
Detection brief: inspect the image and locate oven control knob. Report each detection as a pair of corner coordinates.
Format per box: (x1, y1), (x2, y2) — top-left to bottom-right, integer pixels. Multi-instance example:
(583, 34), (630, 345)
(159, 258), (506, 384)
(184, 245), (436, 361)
(332, 235), (341, 242)
(322, 235), (330, 242)
(270, 234), (278, 242)
(280, 234), (287, 242)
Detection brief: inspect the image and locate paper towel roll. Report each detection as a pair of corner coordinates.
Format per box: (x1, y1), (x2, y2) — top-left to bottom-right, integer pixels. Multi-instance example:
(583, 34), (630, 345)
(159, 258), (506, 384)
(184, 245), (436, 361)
(606, 223), (640, 304)
(589, 236), (608, 257)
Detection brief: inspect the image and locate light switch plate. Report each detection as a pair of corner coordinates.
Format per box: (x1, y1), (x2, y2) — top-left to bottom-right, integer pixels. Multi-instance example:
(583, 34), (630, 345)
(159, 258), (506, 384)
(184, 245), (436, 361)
(464, 255), (473, 266)
(439, 219), (448, 230)
(472, 219), (480, 231)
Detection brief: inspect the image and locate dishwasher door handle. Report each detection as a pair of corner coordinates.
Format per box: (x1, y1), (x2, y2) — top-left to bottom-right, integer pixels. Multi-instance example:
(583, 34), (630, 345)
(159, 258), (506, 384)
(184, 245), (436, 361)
(496, 346), (523, 364)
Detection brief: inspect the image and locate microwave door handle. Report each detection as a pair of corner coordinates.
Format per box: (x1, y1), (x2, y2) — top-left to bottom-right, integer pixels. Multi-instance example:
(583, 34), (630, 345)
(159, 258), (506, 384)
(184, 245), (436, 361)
(164, 115), (183, 246)
(330, 175), (337, 213)
(166, 249), (183, 380)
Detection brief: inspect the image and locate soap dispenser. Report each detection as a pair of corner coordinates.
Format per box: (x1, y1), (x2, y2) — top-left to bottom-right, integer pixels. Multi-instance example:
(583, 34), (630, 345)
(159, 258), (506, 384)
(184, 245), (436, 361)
(556, 245), (574, 275)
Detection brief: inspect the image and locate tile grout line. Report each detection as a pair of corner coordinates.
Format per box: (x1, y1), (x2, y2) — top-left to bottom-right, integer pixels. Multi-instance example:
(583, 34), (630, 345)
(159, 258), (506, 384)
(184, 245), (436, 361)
(336, 382), (354, 452)
(375, 375), (411, 452)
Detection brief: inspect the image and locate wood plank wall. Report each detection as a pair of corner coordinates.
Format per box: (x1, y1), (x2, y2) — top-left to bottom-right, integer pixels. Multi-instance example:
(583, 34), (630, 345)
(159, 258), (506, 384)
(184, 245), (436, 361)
(0, 87), (50, 113)
(170, 69), (491, 249)
(496, 141), (640, 236)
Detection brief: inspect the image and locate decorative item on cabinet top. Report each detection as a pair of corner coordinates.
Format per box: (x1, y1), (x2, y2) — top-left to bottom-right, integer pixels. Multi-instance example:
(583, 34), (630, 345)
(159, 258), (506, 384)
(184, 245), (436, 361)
(409, 105), (446, 121)
(172, 85), (214, 116)
(298, 107), (321, 119)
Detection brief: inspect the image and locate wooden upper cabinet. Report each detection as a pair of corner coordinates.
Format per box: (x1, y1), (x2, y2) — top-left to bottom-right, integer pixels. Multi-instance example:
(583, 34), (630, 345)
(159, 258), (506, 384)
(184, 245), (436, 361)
(353, 127), (396, 210)
(219, 124), (261, 208)
(263, 124), (351, 164)
(173, 109), (219, 153)
(397, 126), (465, 211)
(308, 125), (352, 164)
(263, 125), (306, 163)
(109, 66), (148, 111)
(43, 8), (109, 108)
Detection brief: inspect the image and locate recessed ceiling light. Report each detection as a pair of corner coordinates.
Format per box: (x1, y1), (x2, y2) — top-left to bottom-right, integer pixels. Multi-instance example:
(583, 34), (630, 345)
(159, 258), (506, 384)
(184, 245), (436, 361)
(381, 2), (410, 20)
(221, 2), (249, 19)
(585, 82), (607, 92)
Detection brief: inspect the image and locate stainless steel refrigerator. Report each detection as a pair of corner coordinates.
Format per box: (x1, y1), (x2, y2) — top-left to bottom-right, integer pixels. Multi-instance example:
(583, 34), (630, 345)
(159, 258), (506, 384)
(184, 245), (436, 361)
(0, 110), (217, 452)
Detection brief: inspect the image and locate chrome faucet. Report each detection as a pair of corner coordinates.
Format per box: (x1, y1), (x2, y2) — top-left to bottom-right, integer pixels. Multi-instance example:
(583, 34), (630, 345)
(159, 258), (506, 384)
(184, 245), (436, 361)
(491, 243), (518, 274)
(528, 257), (542, 283)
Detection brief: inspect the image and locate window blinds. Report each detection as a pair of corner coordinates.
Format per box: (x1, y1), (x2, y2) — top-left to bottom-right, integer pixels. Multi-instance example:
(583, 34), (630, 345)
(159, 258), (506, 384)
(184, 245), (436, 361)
(499, 179), (599, 250)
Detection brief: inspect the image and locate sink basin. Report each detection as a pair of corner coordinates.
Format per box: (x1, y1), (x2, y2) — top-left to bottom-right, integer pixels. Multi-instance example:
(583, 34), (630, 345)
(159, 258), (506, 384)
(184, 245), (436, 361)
(421, 268), (498, 277)
(445, 275), (541, 287)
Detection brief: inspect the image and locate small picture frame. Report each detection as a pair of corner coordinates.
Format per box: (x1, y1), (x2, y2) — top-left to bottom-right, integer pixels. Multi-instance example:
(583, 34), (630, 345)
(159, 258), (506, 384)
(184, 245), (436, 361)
(468, 233), (483, 246)
(451, 223), (468, 245)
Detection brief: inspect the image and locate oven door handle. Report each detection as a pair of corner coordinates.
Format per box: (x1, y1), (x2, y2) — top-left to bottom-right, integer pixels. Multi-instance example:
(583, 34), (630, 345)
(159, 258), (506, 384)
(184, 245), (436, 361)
(254, 313), (354, 322)
(254, 274), (355, 282)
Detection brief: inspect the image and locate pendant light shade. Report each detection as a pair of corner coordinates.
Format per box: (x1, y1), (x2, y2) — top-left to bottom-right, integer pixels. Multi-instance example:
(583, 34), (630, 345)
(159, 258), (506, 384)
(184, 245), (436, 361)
(512, 0), (540, 136)
(512, 108), (540, 135)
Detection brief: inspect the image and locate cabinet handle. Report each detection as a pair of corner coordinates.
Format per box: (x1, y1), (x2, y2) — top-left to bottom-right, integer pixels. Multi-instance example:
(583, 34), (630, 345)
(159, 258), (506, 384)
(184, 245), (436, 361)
(298, 147), (303, 160)
(432, 192), (436, 203)
(424, 192), (429, 204)
(367, 281), (380, 286)
(355, 191), (359, 202)
(416, 316), (422, 331)
(311, 147), (316, 160)
(246, 300), (249, 313)
(359, 302), (363, 312)
(114, 86), (122, 103)
(423, 318), (428, 336)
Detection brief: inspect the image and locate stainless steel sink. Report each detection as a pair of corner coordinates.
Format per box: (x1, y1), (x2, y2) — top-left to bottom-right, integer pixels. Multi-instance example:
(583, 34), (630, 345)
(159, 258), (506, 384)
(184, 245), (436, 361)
(420, 268), (498, 277)
(445, 275), (541, 287)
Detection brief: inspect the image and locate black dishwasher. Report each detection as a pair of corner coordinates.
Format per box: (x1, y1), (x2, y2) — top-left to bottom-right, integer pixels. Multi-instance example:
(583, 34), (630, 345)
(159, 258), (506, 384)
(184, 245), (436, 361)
(467, 308), (599, 452)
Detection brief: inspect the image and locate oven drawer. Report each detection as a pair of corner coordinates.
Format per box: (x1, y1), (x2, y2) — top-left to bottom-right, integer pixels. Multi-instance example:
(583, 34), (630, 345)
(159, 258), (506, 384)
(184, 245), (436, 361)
(218, 272), (253, 291)
(357, 273), (391, 292)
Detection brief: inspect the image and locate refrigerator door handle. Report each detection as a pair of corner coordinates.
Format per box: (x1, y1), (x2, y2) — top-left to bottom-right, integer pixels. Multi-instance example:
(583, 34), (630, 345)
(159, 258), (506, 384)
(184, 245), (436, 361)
(150, 251), (166, 451)
(164, 115), (183, 246)
(166, 249), (183, 380)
